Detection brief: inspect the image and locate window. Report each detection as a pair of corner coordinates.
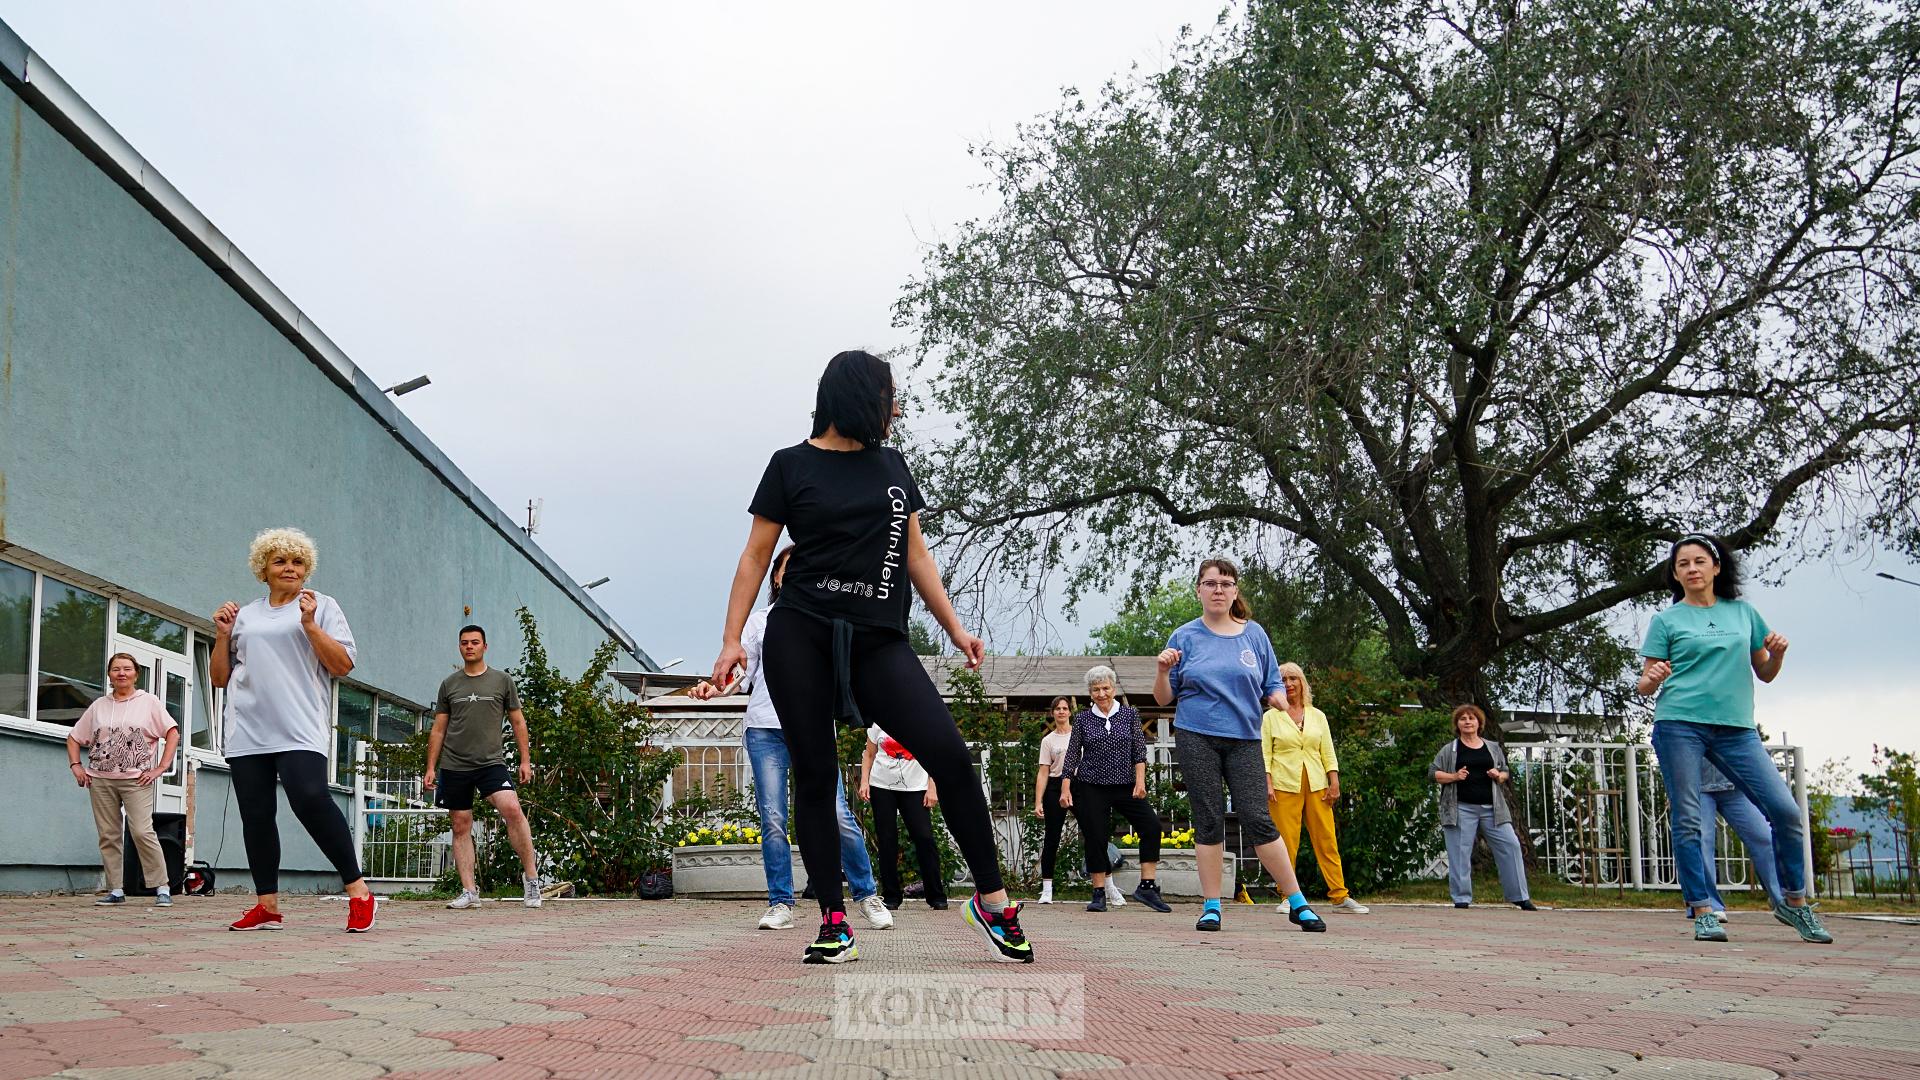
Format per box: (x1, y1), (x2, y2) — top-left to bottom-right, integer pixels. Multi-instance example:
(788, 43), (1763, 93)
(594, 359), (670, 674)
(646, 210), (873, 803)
(336, 685), (375, 787)
(0, 560), (30, 718)
(191, 635), (217, 750)
(377, 700), (419, 745)
(117, 604), (186, 652)
(35, 579), (108, 727)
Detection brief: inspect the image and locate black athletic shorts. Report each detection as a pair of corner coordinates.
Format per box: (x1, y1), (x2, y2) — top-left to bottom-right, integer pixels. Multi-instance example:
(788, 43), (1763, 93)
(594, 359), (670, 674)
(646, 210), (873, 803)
(434, 764), (515, 811)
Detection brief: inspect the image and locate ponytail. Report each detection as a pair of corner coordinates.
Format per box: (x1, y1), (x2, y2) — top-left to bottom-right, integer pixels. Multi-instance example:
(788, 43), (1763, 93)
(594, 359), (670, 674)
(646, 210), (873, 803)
(1196, 558), (1253, 622)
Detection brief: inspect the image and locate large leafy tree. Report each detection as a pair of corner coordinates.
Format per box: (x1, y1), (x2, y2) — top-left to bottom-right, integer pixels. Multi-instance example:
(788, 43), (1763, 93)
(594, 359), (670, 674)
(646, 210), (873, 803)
(899, 0), (1920, 709)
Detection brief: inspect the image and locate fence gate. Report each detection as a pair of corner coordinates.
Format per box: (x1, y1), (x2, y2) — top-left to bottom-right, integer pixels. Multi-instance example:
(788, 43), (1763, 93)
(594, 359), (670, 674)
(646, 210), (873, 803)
(352, 742), (456, 886)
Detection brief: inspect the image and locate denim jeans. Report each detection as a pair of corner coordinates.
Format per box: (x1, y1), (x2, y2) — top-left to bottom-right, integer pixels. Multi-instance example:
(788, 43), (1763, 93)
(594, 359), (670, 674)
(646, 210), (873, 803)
(743, 726), (876, 906)
(1443, 804), (1530, 904)
(1652, 720), (1806, 909)
(1701, 786), (1784, 909)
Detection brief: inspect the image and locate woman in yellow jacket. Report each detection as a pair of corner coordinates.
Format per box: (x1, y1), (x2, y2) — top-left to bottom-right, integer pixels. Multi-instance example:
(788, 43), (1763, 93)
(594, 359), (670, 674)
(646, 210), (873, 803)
(1262, 663), (1369, 913)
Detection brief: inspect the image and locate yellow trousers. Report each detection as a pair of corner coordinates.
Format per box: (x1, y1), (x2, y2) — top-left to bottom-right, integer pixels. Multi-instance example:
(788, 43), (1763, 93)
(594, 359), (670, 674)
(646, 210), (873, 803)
(1269, 780), (1348, 903)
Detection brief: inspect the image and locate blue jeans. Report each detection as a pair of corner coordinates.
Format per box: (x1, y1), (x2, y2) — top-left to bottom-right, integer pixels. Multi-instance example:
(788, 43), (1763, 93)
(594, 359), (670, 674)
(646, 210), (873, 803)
(1701, 787), (1785, 909)
(1652, 720), (1806, 909)
(743, 726), (876, 906)
(1443, 804), (1530, 904)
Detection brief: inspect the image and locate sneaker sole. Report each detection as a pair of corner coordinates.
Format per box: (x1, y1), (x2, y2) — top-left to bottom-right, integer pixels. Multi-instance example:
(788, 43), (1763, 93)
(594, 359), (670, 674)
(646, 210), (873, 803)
(803, 946), (859, 964)
(962, 900), (1033, 963)
(228, 921), (282, 931)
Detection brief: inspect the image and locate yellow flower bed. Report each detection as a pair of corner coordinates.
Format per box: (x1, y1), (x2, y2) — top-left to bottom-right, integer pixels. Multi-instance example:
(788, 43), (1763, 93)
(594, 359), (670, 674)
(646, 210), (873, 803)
(679, 822), (762, 846)
(1119, 827), (1196, 847)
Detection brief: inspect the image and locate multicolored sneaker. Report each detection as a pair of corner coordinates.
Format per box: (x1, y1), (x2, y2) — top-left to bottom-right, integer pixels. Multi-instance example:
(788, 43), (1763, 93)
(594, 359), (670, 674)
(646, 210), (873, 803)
(228, 904), (283, 931)
(963, 894), (1034, 963)
(1693, 911), (1728, 942)
(803, 911), (858, 964)
(1774, 902), (1833, 944)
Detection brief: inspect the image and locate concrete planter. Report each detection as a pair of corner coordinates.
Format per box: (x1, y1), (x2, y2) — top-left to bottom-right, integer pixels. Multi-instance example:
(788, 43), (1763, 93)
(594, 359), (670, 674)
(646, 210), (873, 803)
(1106, 848), (1233, 899)
(671, 844), (798, 900)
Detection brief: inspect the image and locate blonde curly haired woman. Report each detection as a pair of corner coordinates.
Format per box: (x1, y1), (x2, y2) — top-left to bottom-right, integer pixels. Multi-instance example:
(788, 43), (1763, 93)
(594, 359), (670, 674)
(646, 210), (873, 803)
(1262, 663), (1367, 913)
(212, 527), (375, 933)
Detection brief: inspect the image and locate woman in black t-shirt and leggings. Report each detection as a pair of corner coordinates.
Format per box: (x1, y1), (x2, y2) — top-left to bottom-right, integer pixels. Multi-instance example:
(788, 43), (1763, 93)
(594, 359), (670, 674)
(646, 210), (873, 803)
(710, 350), (1033, 966)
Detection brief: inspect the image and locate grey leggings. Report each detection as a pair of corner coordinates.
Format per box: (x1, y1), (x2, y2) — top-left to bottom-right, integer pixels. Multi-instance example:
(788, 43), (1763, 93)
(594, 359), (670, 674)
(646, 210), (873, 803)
(1173, 726), (1279, 847)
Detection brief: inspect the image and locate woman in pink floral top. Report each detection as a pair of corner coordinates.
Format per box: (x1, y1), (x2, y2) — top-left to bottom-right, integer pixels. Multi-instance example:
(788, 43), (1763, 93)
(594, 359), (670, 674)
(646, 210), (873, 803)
(66, 653), (178, 907)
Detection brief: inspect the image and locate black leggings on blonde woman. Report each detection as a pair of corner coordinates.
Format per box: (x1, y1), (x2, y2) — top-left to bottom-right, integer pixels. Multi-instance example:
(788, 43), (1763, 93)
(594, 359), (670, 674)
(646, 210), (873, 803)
(228, 750), (363, 894)
(762, 607), (1004, 915)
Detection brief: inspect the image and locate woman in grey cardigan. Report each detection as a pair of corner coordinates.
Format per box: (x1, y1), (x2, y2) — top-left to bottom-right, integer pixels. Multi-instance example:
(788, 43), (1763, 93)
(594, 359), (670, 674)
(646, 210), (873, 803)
(1432, 705), (1535, 910)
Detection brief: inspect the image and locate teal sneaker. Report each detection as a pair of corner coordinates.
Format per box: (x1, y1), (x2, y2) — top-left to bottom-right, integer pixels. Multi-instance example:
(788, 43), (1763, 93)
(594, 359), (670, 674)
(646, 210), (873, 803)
(1774, 902), (1833, 944)
(1693, 911), (1728, 942)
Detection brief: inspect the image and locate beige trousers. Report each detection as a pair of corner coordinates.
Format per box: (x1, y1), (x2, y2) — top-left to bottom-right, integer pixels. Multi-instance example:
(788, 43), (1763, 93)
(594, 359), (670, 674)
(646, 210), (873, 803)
(89, 777), (166, 890)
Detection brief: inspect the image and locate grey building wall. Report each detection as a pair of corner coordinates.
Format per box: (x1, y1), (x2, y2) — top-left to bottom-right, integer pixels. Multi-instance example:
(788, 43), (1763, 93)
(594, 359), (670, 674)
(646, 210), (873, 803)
(0, 49), (651, 892)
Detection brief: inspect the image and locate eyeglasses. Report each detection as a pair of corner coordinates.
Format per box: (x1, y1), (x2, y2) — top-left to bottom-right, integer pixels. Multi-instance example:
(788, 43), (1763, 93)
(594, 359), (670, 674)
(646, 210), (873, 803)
(1198, 579), (1238, 591)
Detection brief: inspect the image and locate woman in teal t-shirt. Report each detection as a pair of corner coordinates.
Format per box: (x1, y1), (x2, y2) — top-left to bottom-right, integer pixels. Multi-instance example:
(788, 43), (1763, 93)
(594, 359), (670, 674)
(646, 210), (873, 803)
(1638, 534), (1830, 945)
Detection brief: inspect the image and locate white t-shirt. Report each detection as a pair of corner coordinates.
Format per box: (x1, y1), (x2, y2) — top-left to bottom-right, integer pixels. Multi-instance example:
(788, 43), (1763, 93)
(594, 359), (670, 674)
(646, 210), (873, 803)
(740, 607), (779, 730)
(222, 591), (357, 759)
(867, 724), (929, 791)
(1038, 729), (1073, 778)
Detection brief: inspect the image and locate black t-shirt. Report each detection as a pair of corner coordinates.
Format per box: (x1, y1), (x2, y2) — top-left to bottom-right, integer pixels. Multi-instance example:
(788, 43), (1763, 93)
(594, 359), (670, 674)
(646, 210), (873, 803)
(749, 442), (926, 634)
(1456, 741), (1496, 805)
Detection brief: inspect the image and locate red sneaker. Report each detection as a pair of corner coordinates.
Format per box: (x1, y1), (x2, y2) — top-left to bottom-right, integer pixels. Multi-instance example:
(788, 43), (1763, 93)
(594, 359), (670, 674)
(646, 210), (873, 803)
(346, 893), (377, 933)
(228, 904), (283, 931)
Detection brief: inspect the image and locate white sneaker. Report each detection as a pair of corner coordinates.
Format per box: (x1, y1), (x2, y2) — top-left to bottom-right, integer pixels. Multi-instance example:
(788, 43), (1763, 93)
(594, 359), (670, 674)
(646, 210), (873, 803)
(523, 878), (543, 909)
(758, 903), (795, 930)
(1332, 897), (1370, 914)
(858, 895), (895, 930)
(1106, 882), (1126, 906)
(1037, 881), (1054, 904)
(446, 890), (479, 910)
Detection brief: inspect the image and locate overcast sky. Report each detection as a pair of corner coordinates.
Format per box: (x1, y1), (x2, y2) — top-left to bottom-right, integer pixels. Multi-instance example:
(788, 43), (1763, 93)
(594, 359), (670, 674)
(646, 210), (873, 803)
(8, 3), (1914, 779)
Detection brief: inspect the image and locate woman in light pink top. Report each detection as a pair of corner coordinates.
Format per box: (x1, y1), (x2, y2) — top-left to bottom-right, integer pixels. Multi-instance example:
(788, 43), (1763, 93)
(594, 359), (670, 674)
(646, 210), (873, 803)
(67, 653), (178, 907)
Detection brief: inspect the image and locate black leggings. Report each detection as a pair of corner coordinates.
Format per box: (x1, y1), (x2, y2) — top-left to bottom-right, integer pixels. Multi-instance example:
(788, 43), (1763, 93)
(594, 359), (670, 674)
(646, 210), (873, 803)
(1040, 776), (1068, 879)
(229, 750), (363, 895)
(1071, 782), (1161, 874)
(870, 786), (946, 905)
(763, 607), (1004, 914)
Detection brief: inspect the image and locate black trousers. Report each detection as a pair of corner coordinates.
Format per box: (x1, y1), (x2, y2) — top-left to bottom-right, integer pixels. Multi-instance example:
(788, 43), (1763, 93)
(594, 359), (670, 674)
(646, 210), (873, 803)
(1040, 775), (1069, 878)
(763, 607), (1004, 914)
(1071, 781), (1161, 874)
(228, 750), (364, 895)
(870, 785), (946, 905)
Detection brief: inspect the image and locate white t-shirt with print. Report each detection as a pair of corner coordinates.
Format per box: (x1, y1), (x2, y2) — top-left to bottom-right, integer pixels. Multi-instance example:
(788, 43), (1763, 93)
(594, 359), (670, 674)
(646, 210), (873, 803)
(867, 724), (929, 791)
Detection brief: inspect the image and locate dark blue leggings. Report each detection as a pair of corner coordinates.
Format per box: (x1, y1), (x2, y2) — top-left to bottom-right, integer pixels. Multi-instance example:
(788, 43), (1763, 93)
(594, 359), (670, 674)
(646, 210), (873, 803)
(229, 750), (363, 894)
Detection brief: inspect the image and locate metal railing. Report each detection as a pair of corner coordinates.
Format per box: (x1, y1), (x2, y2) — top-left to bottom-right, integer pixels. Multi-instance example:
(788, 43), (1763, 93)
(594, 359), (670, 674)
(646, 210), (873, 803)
(351, 742), (456, 884)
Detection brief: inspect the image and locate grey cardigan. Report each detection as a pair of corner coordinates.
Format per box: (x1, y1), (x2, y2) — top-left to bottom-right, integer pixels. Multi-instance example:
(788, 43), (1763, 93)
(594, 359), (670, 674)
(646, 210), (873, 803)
(1432, 738), (1514, 828)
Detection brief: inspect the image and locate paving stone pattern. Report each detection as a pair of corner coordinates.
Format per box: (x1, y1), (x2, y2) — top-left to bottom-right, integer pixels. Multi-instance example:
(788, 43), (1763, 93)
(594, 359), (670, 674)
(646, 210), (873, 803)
(0, 897), (1915, 1078)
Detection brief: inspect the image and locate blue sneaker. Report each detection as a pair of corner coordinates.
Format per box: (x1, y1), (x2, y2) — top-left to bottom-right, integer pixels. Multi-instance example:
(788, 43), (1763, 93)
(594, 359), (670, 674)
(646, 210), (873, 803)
(94, 893), (125, 906)
(963, 895), (1034, 963)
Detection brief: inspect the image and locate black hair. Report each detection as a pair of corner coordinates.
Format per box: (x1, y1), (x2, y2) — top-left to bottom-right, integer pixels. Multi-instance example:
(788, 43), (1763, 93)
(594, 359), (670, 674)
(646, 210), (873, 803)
(1664, 534), (1743, 602)
(767, 545), (796, 602)
(459, 623), (487, 643)
(810, 350), (895, 447)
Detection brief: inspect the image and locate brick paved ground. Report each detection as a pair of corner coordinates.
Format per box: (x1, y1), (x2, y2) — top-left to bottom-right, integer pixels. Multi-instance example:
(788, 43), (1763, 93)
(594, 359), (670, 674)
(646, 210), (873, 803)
(1, 896), (1916, 1079)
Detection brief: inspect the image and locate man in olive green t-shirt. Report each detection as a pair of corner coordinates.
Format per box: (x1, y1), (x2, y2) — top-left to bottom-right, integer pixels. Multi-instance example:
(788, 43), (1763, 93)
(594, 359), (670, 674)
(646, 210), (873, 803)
(425, 625), (542, 910)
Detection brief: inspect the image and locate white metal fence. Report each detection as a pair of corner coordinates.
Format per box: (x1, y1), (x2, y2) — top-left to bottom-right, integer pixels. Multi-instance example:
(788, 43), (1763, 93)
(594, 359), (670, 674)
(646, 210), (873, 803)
(351, 742), (457, 885)
(656, 721), (1811, 894)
